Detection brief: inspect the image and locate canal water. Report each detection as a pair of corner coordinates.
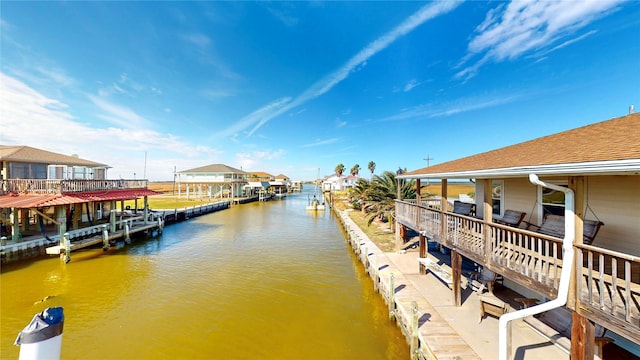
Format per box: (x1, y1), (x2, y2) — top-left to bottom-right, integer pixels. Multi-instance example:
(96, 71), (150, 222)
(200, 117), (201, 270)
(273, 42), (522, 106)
(1, 190), (410, 359)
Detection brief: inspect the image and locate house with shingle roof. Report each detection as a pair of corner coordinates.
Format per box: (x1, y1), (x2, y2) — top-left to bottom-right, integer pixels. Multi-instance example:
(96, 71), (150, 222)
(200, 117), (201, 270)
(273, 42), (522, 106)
(1, 145), (109, 180)
(177, 164), (247, 199)
(0, 145), (159, 260)
(395, 112), (640, 358)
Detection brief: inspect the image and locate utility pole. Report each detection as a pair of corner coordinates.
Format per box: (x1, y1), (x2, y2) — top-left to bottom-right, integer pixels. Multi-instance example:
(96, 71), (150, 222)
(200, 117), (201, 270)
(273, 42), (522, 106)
(423, 154), (434, 193)
(173, 166), (177, 195)
(423, 154), (433, 168)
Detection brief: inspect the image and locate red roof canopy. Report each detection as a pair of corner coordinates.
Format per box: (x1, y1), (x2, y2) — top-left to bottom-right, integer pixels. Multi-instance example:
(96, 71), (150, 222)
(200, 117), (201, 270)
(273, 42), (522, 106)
(0, 189), (161, 209)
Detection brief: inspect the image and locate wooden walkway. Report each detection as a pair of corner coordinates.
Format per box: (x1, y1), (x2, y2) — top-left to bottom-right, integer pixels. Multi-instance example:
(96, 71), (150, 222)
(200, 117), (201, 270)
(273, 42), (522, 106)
(337, 210), (481, 360)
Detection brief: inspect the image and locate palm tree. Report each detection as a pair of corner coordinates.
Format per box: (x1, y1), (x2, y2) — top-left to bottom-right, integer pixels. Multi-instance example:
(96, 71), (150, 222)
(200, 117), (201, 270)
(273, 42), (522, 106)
(364, 170), (416, 226)
(367, 161), (376, 179)
(335, 163), (345, 177)
(350, 164), (360, 176)
(348, 178), (371, 211)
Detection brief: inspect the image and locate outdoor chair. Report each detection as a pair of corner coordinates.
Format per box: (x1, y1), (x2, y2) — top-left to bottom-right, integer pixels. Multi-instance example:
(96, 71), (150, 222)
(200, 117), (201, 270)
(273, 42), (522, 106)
(494, 210), (526, 228)
(452, 200), (476, 217)
(524, 214), (604, 245)
(469, 267), (498, 294)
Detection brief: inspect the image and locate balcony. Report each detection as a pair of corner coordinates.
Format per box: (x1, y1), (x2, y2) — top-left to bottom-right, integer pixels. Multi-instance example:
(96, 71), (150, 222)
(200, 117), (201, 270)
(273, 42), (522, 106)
(396, 199), (640, 344)
(1, 179), (149, 195)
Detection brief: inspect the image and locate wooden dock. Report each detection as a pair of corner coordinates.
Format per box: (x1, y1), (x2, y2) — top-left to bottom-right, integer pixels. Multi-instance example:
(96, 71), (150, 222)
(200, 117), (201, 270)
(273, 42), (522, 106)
(42, 201), (230, 262)
(336, 209), (481, 360)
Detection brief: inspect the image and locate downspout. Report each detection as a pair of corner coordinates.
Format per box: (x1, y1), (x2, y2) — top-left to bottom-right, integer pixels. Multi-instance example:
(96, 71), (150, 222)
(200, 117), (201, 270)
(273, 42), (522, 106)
(498, 174), (575, 360)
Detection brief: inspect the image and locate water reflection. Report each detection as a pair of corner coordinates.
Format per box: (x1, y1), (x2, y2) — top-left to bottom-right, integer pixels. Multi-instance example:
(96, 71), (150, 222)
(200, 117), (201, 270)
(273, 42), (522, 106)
(1, 190), (409, 359)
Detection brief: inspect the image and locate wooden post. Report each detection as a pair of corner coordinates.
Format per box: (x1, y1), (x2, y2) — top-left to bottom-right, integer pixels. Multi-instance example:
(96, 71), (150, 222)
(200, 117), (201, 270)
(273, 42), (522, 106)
(110, 203), (117, 233)
(21, 209), (29, 232)
(62, 233), (70, 263)
(102, 224), (109, 251)
(124, 222), (130, 243)
(389, 274), (396, 320)
(372, 254), (379, 291)
(483, 179), (493, 263)
(571, 311), (595, 359)
(440, 179), (448, 248)
(452, 250), (462, 307)
(143, 196), (148, 225)
(568, 176), (585, 309)
(56, 206), (66, 243)
(410, 301), (419, 360)
(418, 233), (426, 273)
(415, 178), (421, 231)
(395, 178), (403, 251)
(10, 207), (20, 242)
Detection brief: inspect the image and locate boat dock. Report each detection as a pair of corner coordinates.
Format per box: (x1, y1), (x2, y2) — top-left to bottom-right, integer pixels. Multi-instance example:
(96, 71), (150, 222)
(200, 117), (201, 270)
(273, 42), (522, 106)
(1, 201), (230, 264)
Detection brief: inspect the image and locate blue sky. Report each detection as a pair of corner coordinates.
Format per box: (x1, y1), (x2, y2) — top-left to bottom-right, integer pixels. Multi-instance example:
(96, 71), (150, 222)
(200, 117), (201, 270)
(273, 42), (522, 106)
(1, 1), (638, 181)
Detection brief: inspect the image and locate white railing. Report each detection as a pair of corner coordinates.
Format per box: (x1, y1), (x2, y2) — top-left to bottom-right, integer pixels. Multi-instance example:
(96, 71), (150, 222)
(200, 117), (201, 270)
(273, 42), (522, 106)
(1, 179), (148, 194)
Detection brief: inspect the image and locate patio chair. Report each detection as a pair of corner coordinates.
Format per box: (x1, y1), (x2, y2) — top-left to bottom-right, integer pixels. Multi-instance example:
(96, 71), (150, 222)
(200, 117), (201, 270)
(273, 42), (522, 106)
(452, 200), (475, 216)
(525, 214), (604, 245)
(469, 267), (498, 294)
(494, 210), (526, 228)
(478, 293), (507, 323)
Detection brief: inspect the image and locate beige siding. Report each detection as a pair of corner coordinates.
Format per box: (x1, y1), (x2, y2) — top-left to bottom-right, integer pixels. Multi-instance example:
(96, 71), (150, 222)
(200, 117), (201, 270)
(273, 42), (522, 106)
(585, 175), (640, 256)
(503, 178), (538, 225)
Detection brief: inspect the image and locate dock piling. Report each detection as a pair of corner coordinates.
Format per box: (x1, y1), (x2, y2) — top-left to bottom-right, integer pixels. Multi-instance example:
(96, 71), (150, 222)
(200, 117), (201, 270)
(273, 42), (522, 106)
(62, 234), (70, 263)
(389, 274), (396, 320)
(410, 301), (420, 360)
(102, 225), (109, 251)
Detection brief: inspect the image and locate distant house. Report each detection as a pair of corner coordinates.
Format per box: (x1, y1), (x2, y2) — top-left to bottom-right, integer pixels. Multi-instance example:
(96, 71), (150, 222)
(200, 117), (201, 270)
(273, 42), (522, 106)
(396, 112), (640, 356)
(0, 145), (158, 245)
(248, 172), (274, 182)
(270, 174), (291, 195)
(274, 174), (290, 182)
(322, 175), (357, 191)
(177, 164), (247, 199)
(344, 175), (359, 189)
(1, 145), (109, 180)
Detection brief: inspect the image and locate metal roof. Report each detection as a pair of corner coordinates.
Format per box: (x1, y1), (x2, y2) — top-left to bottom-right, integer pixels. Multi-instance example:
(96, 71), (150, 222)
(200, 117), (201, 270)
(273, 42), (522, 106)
(0, 189), (161, 209)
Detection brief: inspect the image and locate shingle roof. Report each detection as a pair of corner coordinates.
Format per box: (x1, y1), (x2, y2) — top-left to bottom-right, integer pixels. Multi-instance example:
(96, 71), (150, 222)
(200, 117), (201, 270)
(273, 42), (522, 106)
(179, 164), (246, 174)
(403, 112), (640, 178)
(0, 145), (108, 167)
(249, 171), (273, 178)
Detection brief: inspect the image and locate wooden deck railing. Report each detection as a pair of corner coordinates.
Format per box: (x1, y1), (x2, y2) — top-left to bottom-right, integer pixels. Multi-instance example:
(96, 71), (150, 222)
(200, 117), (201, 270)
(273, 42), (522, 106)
(1, 179), (149, 195)
(396, 199), (640, 342)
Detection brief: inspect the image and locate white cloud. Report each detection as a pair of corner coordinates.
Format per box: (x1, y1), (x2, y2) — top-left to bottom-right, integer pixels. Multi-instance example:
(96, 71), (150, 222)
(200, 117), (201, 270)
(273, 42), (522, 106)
(404, 79), (421, 92)
(182, 33), (211, 49)
(373, 94), (522, 123)
(301, 138), (339, 148)
(457, 0), (623, 80)
(234, 149), (285, 172)
(88, 95), (151, 129)
(0, 73), (222, 180)
(223, 1), (461, 138)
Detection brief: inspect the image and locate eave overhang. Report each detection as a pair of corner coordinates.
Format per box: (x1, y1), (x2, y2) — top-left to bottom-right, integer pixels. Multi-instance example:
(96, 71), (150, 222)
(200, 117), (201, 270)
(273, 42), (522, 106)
(397, 159), (640, 180)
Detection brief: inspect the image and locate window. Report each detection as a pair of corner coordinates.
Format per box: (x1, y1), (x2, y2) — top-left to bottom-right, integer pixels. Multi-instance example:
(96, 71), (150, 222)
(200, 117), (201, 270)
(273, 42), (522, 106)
(9, 162), (47, 179)
(541, 184), (567, 216)
(492, 180), (503, 215)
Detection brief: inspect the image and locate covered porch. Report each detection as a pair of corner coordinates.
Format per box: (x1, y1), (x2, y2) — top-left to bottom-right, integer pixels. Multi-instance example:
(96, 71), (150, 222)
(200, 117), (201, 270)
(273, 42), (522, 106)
(395, 176), (639, 357)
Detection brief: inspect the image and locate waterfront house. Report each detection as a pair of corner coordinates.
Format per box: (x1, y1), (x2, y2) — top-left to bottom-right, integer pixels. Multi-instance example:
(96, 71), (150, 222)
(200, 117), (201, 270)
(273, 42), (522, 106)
(395, 112), (639, 358)
(0, 145), (159, 260)
(177, 164), (247, 200)
(322, 175), (345, 192)
(344, 174), (359, 189)
(271, 174), (291, 196)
